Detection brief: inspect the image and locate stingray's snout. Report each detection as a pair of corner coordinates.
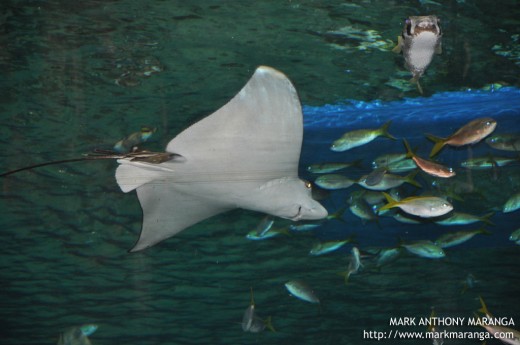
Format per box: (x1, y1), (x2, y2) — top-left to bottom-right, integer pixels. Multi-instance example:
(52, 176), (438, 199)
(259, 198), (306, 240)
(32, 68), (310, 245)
(303, 203), (329, 220)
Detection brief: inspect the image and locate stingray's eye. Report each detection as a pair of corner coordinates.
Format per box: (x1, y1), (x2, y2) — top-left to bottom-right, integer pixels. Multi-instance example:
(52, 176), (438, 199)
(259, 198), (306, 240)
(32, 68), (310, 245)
(304, 181), (312, 189)
(406, 20), (412, 36)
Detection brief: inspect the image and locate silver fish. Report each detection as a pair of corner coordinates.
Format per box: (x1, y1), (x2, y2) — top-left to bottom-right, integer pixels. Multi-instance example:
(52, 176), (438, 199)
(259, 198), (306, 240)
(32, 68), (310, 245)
(402, 240), (445, 259)
(309, 238), (353, 256)
(331, 121), (395, 152)
(503, 192), (520, 213)
(307, 159), (362, 173)
(380, 193), (453, 218)
(285, 280), (320, 304)
(314, 174), (355, 190)
(344, 247), (363, 283)
(392, 15), (442, 94)
(434, 228), (490, 248)
(357, 170), (421, 191)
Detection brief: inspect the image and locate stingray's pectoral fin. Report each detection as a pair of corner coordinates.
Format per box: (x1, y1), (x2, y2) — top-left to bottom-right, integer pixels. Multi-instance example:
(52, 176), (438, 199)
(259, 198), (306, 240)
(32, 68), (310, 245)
(115, 159), (175, 193)
(130, 184), (233, 252)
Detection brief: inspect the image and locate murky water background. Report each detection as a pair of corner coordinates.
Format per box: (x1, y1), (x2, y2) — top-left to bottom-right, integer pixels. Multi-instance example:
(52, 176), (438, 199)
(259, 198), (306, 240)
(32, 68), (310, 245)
(1, 1), (519, 344)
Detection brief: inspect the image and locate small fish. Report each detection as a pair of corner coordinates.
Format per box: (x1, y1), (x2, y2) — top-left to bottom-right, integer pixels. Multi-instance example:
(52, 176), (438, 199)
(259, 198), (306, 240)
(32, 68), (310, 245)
(434, 228), (490, 248)
(285, 280), (320, 304)
(386, 158), (417, 173)
(403, 139), (455, 178)
(307, 159), (362, 173)
(510, 228), (520, 244)
(351, 190), (386, 205)
(330, 121), (396, 152)
(79, 325), (98, 337)
(435, 212), (493, 226)
(426, 117), (497, 157)
(477, 297), (520, 345)
(254, 216), (275, 237)
(402, 240), (445, 259)
(380, 192), (453, 218)
(114, 126), (156, 153)
(461, 273), (478, 294)
(392, 15), (442, 94)
(365, 167), (388, 186)
(357, 170), (421, 191)
(314, 174), (355, 190)
(348, 197), (379, 223)
(503, 192), (520, 213)
(246, 227), (288, 240)
(485, 133), (520, 152)
(374, 247), (403, 268)
(342, 247), (363, 283)
(460, 156), (517, 170)
(372, 153), (407, 168)
(309, 237), (354, 256)
(242, 288), (275, 333)
(58, 324), (97, 345)
(241, 287), (256, 332)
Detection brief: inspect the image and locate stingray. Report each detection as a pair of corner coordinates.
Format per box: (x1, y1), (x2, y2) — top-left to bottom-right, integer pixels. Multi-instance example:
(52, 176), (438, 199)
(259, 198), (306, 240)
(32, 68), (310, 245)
(115, 66), (328, 251)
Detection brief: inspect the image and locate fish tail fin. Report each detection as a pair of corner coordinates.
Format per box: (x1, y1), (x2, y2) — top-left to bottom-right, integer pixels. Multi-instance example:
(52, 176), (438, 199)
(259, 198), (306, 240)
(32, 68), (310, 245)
(425, 134), (447, 157)
(379, 192), (399, 212)
(392, 36), (403, 54)
(479, 212), (495, 226)
(416, 79), (424, 94)
(379, 120), (396, 140)
(250, 287), (255, 306)
(265, 316), (276, 332)
(329, 205), (348, 222)
(336, 270), (350, 285)
(478, 227), (493, 236)
(404, 170), (422, 188)
(403, 139), (415, 159)
(478, 296), (493, 317)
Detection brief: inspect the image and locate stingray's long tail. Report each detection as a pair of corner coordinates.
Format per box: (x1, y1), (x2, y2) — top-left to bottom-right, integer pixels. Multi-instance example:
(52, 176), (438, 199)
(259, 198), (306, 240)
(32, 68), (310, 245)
(0, 150), (126, 177)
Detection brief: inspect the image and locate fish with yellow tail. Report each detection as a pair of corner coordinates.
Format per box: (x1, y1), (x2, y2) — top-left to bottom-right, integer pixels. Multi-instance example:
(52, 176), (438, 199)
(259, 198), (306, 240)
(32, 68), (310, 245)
(475, 297), (520, 345)
(331, 121), (396, 152)
(426, 117), (497, 157)
(113, 126), (156, 153)
(284, 280), (320, 304)
(340, 247), (363, 284)
(380, 192), (453, 218)
(57, 324), (97, 345)
(241, 288), (275, 333)
(403, 139), (455, 178)
(392, 15), (442, 94)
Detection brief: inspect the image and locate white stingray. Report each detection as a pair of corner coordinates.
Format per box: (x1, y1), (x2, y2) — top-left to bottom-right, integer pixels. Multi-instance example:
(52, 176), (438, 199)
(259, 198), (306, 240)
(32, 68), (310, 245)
(115, 66), (328, 252)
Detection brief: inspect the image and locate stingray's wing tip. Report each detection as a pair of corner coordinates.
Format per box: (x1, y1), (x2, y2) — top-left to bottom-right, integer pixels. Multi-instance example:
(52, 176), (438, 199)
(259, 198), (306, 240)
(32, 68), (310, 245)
(255, 66), (288, 79)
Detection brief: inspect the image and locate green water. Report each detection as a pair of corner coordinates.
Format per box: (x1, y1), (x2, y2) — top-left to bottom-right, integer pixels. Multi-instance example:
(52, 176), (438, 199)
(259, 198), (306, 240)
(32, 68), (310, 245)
(1, 1), (519, 344)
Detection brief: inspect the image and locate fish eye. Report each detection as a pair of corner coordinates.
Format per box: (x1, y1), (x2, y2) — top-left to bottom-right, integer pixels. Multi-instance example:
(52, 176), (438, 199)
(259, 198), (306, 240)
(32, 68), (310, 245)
(305, 181), (312, 189)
